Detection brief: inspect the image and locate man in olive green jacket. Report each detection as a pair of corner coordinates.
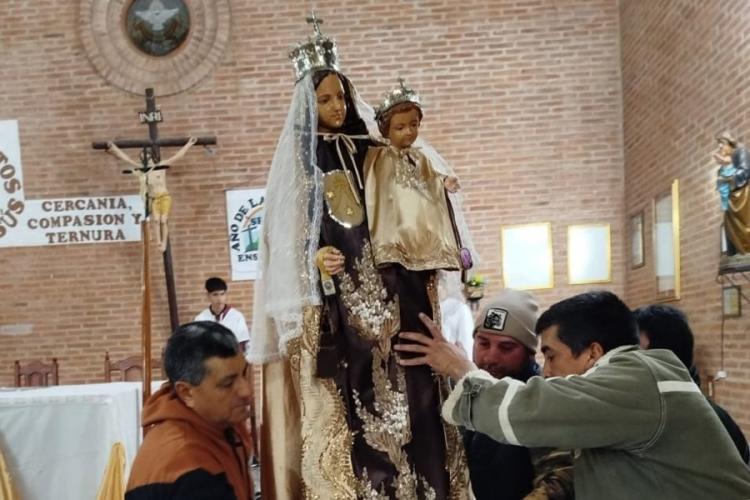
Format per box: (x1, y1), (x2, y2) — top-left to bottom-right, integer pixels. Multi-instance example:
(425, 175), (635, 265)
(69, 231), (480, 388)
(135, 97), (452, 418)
(396, 291), (750, 500)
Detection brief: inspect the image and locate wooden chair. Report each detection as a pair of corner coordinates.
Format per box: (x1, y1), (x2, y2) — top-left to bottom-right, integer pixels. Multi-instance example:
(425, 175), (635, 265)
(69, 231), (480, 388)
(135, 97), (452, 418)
(104, 352), (163, 382)
(14, 358), (59, 387)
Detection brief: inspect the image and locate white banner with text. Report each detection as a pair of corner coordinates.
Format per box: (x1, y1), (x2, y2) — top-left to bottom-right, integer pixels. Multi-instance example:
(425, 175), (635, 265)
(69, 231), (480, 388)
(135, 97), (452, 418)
(0, 119), (143, 248)
(225, 188), (265, 281)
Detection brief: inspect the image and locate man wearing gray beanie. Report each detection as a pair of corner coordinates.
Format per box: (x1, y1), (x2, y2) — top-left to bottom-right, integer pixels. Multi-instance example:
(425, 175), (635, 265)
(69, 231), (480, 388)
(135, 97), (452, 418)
(464, 289), (573, 500)
(473, 289), (540, 371)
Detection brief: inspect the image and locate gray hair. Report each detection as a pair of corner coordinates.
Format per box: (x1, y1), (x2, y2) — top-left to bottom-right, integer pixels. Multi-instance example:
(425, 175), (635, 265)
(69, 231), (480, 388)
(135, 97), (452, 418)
(164, 321), (240, 385)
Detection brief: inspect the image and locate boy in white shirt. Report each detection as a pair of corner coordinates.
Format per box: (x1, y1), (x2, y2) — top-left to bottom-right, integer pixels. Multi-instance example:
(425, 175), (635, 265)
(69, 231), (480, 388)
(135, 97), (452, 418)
(195, 277), (250, 351)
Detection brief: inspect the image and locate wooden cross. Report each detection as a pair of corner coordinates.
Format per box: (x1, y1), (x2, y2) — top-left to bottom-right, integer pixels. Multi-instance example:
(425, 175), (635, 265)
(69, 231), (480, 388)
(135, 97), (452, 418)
(93, 88), (216, 400)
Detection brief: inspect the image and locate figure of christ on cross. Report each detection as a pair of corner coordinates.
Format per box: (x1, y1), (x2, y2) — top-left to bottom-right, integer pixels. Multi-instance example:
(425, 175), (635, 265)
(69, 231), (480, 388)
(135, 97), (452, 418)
(106, 137), (197, 252)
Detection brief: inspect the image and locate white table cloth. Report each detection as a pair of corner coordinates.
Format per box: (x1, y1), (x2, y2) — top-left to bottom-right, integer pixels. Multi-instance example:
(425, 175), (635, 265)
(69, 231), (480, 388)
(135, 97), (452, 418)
(0, 382), (144, 500)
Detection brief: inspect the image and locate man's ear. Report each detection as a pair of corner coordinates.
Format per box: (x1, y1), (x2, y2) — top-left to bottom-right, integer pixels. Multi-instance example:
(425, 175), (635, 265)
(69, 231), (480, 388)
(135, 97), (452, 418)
(174, 381), (196, 409)
(587, 342), (605, 364)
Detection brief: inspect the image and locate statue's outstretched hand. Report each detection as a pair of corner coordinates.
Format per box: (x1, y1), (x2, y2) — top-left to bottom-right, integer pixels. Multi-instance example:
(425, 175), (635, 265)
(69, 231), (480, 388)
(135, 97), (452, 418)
(444, 176), (461, 193)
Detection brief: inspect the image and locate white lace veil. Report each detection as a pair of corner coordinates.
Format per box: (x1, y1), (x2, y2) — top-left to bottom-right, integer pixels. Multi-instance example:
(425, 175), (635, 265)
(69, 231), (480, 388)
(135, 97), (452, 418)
(248, 73), (322, 363)
(249, 76), (478, 363)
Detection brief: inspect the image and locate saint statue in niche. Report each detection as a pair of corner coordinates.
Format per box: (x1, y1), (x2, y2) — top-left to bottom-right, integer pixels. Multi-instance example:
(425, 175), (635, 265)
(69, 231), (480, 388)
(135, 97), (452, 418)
(713, 131), (750, 267)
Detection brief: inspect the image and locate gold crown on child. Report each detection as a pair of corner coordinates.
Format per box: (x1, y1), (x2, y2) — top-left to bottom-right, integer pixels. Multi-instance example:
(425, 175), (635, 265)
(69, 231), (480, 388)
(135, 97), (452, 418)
(289, 12), (340, 82)
(374, 78), (422, 121)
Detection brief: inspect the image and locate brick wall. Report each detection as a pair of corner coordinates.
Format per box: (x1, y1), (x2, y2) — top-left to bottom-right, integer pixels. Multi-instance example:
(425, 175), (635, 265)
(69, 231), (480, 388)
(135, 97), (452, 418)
(0, 1), (624, 390)
(621, 0), (750, 432)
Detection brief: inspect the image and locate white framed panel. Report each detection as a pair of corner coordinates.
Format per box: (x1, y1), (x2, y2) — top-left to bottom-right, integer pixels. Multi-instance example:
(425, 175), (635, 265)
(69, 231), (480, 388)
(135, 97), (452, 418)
(653, 179), (681, 301)
(567, 224), (611, 284)
(501, 223), (554, 290)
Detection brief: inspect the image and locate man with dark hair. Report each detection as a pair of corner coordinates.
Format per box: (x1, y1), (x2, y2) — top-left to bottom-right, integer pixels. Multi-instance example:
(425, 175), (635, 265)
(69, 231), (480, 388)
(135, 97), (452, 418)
(535, 290), (638, 378)
(634, 304), (695, 376)
(195, 277), (251, 351)
(126, 321), (254, 500)
(634, 304), (749, 463)
(396, 291), (750, 499)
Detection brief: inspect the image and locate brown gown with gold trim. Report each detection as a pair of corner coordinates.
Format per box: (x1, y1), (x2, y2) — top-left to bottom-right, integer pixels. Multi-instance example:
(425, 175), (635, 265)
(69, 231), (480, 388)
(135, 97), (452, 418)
(263, 135), (468, 500)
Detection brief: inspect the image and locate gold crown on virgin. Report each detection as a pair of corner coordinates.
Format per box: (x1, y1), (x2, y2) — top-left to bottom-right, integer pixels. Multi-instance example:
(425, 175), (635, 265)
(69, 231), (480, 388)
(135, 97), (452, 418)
(374, 78), (422, 121)
(289, 11), (340, 82)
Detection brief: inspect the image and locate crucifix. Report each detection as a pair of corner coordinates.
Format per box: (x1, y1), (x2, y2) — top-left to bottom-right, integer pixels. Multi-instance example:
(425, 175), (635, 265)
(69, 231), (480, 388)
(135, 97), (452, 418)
(105, 136), (197, 253)
(93, 87), (216, 400)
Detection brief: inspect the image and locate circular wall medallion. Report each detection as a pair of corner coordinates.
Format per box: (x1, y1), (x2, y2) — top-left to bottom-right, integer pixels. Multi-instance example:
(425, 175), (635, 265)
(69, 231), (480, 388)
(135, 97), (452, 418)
(80, 0), (230, 96)
(126, 0), (191, 57)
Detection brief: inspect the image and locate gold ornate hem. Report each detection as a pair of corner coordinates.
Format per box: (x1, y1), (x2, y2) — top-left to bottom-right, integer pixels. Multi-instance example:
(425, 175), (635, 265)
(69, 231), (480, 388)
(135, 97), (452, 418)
(294, 306), (359, 499)
(373, 241), (460, 272)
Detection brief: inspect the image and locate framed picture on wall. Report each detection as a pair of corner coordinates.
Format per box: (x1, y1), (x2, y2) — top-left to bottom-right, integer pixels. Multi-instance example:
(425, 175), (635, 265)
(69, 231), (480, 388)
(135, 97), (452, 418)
(653, 179), (681, 301)
(567, 224), (611, 284)
(501, 223), (554, 290)
(722, 285), (742, 318)
(630, 212), (644, 268)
